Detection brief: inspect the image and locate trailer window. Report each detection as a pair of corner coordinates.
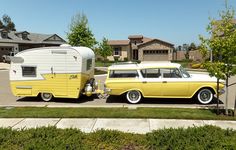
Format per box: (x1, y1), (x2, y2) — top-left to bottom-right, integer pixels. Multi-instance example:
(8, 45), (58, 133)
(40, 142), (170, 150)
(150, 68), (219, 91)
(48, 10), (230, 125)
(22, 66), (37, 77)
(109, 70), (138, 78)
(87, 59), (92, 70)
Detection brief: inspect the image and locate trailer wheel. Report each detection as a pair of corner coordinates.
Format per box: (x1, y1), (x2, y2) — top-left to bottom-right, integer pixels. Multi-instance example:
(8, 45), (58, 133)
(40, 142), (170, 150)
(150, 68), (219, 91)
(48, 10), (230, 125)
(41, 93), (53, 102)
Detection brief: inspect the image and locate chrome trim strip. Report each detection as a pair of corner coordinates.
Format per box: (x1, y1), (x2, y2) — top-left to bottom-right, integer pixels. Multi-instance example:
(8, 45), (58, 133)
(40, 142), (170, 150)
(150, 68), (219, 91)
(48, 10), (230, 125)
(16, 86), (32, 89)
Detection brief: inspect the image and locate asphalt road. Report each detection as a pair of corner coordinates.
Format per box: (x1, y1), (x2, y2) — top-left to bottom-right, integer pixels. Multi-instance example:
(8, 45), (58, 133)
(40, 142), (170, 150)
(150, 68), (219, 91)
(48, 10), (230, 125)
(0, 70), (236, 109)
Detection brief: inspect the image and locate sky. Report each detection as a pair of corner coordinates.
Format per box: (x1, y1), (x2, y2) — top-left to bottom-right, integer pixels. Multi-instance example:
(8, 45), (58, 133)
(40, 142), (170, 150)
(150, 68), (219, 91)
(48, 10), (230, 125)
(1, 0), (236, 46)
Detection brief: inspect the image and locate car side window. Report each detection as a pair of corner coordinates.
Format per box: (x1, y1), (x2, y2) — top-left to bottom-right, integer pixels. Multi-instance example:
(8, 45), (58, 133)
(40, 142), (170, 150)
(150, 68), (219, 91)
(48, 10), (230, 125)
(109, 70), (139, 78)
(161, 68), (182, 78)
(141, 68), (161, 78)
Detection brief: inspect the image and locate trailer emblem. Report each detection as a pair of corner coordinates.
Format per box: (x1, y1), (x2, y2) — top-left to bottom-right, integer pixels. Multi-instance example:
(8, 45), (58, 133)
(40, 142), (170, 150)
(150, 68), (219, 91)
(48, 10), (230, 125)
(69, 75), (78, 79)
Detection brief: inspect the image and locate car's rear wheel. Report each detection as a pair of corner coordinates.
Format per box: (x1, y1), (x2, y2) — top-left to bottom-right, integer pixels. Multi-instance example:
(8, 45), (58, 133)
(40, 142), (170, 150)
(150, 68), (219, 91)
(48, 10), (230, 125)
(126, 90), (142, 104)
(197, 88), (213, 104)
(41, 93), (53, 102)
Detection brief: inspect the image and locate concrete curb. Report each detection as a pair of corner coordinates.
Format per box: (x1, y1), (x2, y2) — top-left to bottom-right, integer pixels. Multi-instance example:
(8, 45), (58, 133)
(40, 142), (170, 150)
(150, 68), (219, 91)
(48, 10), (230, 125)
(0, 104), (229, 109)
(1, 118), (236, 133)
(0, 63), (10, 70)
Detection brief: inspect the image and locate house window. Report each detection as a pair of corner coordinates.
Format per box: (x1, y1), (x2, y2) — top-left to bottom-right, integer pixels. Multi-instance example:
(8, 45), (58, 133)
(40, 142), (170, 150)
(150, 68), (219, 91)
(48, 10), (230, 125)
(1, 32), (8, 39)
(22, 33), (28, 40)
(22, 66), (37, 77)
(144, 50), (168, 55)
(114, 47), (121, 56)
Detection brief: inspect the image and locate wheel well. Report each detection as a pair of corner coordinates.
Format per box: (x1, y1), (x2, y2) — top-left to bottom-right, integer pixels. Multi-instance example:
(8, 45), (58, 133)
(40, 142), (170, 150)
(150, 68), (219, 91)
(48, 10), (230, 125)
(195, 87), (216, 97)
(38, 92), (54, 97)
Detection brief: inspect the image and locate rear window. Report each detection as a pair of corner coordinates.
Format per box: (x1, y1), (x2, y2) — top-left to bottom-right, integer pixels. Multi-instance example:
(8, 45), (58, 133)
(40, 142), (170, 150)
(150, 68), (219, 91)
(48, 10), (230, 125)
(109, 70), (138, 78)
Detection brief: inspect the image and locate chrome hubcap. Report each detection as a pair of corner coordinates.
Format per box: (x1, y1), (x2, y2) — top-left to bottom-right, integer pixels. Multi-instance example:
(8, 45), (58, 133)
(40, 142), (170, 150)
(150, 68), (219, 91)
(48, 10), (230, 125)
(43, 93), (51, 99)
(129, 91), (139, 101)
(200, 91), (210, 101)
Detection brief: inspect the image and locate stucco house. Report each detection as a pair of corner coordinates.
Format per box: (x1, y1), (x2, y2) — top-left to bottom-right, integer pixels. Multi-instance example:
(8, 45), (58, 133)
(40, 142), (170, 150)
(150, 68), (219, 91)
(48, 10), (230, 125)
(0, 29), (66, 61)
(107, 35), (174, 61)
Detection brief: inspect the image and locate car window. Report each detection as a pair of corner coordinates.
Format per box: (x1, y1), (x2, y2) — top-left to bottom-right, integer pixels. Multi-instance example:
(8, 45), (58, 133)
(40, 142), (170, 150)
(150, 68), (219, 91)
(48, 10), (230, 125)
(141, 68), (161, 78)
(179, 66), (190, 78)
(161, 68), (182, 78)
(109, 70), (139, 78)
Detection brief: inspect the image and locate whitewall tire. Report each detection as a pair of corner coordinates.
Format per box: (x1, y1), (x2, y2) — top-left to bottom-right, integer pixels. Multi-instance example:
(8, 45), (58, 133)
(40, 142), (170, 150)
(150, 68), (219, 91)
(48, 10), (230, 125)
(126, 90), (142, 104)
(197, 88), (213, 104)
(41, 93), (53, 102)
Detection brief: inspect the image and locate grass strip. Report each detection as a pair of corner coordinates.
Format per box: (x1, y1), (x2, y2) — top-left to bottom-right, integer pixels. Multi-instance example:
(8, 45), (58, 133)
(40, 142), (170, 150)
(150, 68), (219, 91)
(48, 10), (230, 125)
(94, 68), (107, 75)
(0, 107), (235, 120)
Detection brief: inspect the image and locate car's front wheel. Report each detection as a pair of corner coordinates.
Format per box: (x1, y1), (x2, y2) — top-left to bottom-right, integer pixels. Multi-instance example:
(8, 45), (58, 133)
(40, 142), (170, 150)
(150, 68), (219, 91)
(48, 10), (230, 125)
(126, 90), (142, 104)
(197, 88), (213, 104)
(41, 93), (53, 102)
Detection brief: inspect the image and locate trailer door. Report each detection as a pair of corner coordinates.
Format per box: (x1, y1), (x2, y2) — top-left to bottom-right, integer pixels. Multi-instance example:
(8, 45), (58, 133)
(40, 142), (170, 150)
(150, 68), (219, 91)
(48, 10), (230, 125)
(51, 50), (67, 97)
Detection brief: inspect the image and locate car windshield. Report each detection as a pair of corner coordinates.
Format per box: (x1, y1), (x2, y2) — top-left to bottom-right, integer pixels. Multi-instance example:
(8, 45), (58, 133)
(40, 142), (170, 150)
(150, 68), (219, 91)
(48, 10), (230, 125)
(179, 66), (190, 78)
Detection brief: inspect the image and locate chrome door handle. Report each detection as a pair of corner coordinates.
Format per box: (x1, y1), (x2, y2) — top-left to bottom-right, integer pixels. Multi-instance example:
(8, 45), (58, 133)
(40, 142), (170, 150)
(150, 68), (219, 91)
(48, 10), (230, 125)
(51, 67), (53, 74)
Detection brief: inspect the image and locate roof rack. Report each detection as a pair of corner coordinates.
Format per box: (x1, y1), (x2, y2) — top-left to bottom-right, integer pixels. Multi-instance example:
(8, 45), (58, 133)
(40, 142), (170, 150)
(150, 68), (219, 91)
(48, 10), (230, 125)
(112, 61), (138, 66)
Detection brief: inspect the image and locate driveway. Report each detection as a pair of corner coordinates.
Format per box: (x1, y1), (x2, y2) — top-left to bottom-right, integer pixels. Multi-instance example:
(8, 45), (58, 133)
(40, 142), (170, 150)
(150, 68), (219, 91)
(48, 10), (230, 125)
(0, 70), (235, 109)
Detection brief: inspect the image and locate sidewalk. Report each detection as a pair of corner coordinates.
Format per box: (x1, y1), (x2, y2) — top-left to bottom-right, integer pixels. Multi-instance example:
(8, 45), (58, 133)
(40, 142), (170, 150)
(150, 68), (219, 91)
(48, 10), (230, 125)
(0, 118), (235, 134)
(0, 63), (10, 70)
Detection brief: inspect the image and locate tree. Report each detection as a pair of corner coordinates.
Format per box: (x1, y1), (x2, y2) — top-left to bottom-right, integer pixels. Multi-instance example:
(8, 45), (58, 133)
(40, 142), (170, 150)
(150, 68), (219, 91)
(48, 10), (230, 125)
(67, 13), (97, 48)
(188, 42), (197, 51)
(199, 4), (236, 115)
(182, 44), (189, 59)
(0, 14), (16, 31)
(98, 37), (113, 64)
(0, 20), (3, 29)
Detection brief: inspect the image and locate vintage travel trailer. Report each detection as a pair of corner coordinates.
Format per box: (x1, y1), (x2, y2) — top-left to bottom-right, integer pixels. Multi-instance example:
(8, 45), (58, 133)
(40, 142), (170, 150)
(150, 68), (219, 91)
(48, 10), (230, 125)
(9, 45), (95, 101)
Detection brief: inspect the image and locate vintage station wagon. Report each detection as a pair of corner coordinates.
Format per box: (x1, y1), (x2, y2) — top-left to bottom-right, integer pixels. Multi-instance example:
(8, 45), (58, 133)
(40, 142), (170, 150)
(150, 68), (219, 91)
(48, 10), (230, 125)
(105, 62), (225, 104)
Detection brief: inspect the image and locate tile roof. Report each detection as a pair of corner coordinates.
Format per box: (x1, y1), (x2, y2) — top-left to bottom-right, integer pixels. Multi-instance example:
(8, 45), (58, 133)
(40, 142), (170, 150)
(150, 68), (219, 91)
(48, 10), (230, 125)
(107, 35), (174, 47)
(0, 31), (66, 44)
(138, 38), (174, 47)
(128, 35), (143, 39)
(107, 40), (129, 45)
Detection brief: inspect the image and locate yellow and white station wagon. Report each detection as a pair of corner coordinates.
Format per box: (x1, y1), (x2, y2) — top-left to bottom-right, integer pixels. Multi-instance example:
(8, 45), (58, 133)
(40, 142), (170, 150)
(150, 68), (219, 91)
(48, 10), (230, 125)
(105, 62), (225, 104)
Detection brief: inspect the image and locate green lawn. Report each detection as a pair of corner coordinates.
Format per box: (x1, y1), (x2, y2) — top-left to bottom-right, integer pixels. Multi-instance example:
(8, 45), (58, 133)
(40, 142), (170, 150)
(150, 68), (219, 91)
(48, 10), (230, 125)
(0, 107), (235, 120)
(95, 61), (114, 67)
(94, 68), (107, 75)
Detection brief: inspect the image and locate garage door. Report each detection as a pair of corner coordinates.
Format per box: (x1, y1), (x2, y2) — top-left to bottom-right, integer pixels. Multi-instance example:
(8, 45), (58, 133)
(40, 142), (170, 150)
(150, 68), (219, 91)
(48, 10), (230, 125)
(143, 50), (168, 61)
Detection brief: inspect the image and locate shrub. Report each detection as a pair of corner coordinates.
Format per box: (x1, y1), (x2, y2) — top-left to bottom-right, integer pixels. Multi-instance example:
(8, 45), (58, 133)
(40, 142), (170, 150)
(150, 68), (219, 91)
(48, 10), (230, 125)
(0, 126), (236, 149)
(123, 57), (128, 62)
(191, 63), (201, 69)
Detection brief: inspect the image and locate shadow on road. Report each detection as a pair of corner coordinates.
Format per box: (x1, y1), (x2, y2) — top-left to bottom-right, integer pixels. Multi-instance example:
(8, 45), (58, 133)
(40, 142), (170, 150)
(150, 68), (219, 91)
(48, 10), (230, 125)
(17, 95), (97, 104)
(106, 95), (224, 105)
(17, 94), (224, 106)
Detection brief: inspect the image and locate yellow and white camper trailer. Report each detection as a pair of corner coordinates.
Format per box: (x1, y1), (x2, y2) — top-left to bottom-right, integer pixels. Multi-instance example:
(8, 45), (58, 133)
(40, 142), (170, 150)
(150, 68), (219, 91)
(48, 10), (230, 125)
(9, 44), (95, 101)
